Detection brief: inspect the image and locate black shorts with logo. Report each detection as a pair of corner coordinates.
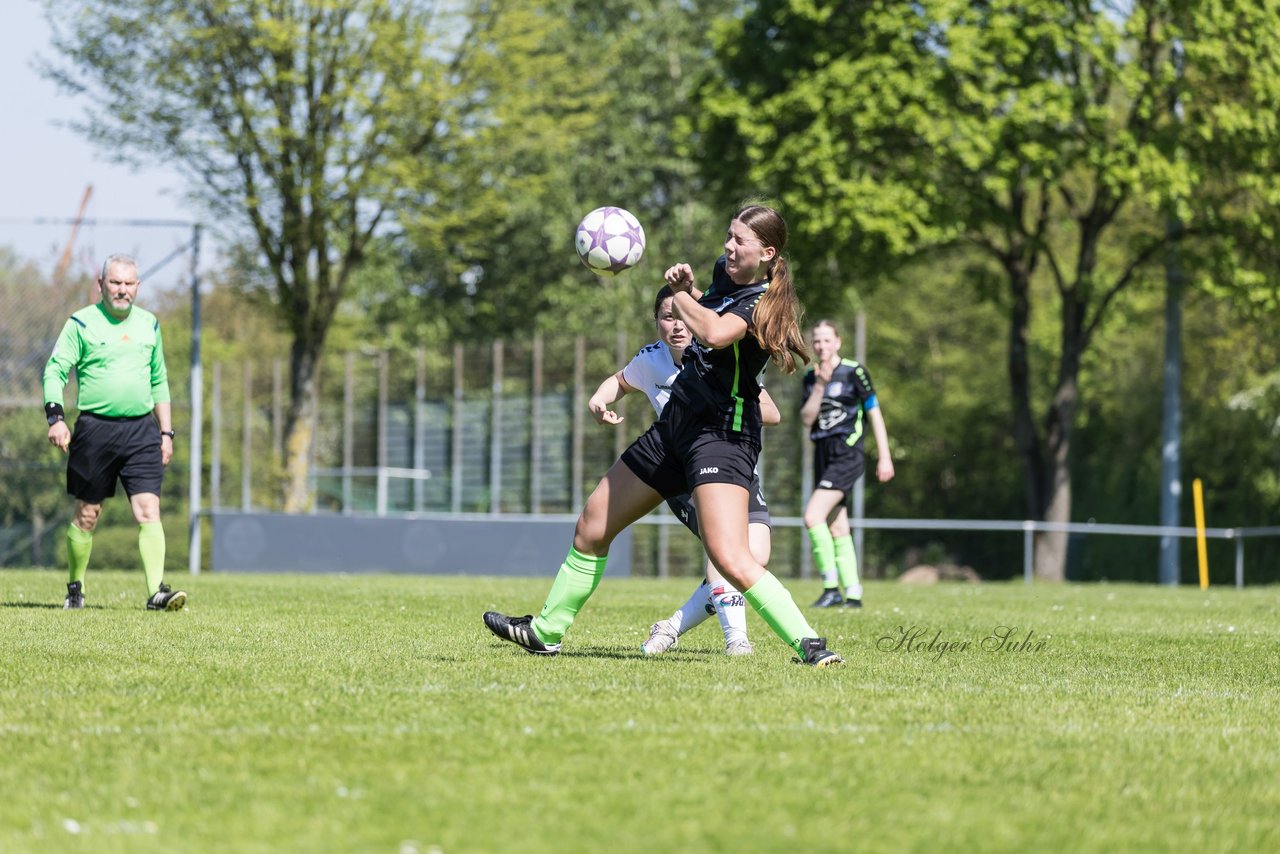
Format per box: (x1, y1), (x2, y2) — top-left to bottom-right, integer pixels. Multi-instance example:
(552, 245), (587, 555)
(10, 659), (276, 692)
(66, 413), (164, 503)
(665, 469), (771, 539)
(812, 434), (865, 498)
(621, 398), (760, 501)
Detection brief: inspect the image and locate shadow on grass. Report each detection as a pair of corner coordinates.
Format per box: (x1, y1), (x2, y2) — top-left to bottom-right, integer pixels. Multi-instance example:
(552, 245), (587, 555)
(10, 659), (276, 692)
(480, 641), (725, 661)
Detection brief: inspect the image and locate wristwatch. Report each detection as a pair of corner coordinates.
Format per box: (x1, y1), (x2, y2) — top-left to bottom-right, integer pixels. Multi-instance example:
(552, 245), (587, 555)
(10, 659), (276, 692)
(47, 413), (64, 426)
(160, 430), (176, 439)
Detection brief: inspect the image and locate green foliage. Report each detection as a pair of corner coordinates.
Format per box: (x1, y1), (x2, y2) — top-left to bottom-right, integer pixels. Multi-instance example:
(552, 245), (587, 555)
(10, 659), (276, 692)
(697, 1), (1280, 581)
(10, 1), (1276, 577)
(2, 572), (1278, 851)
(41, 0), (615, 508)
(391, 0), (752, 342)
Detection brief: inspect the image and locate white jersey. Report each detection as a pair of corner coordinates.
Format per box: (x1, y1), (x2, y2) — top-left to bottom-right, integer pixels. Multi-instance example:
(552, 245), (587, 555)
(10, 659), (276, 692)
(621, 340), (680, 417)
(621, 339), (768, 419)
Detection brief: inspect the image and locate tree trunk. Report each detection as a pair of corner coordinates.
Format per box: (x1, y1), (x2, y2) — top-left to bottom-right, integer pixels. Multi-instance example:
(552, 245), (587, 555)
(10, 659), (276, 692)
(1005, 260), (1047, 519)
(1033, 432), (1072, 581)
(1033, 290), (1088, 581)
(282, 341), (321, 513)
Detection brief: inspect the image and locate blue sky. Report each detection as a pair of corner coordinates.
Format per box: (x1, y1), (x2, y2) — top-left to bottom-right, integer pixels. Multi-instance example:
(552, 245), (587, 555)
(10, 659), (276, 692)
(0, 2), (218, 288)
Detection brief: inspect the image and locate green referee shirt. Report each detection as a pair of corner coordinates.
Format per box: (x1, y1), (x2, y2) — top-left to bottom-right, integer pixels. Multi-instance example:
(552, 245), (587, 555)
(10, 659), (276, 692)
(42, 303), (171, 418)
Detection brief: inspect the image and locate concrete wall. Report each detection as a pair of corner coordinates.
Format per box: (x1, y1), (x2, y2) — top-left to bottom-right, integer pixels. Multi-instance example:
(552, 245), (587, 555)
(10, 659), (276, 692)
(211, 511), (631, 576)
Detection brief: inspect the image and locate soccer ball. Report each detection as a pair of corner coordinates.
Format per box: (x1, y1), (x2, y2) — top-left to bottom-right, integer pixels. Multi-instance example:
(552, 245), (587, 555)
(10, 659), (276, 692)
(574, 206), (645, 276)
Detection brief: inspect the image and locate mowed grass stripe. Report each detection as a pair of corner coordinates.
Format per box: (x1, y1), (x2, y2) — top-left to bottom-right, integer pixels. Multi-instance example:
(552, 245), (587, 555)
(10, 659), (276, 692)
(1, 570), (1277, 853)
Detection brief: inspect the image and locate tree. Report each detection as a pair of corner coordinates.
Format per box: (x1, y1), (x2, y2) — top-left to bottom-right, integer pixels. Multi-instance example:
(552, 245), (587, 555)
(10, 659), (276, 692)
(43, 0), (590, 511)
(378, 0), (746, 346)
(699, 0), (1280, 579)
(0, 249), (81, 565)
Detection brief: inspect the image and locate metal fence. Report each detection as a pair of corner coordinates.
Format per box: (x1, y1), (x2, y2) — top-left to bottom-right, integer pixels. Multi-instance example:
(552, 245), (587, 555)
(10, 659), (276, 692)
(196, 336), (1280, 585)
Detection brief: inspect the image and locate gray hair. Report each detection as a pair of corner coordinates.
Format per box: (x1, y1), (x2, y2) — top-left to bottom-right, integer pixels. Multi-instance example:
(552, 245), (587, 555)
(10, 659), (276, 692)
(100, 253), (139, 282)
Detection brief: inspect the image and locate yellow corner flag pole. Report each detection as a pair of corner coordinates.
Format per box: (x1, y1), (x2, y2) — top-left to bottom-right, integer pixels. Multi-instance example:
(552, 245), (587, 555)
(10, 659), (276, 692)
(1193, 478), (1209, 589)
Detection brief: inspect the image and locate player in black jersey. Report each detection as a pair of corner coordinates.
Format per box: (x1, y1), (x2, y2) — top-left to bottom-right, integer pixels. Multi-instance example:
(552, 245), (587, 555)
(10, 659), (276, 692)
(484, 205), (843, 666)
(588, 285), (782, 656)
(800, 320), (895, 608)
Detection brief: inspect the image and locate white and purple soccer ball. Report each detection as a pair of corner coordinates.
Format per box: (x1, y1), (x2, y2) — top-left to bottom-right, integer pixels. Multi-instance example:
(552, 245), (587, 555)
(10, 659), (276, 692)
(574, 206), (646, 276)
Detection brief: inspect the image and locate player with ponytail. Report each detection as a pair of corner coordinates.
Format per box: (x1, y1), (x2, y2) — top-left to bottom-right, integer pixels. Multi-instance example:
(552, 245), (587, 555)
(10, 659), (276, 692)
(483, 204), (843, 667)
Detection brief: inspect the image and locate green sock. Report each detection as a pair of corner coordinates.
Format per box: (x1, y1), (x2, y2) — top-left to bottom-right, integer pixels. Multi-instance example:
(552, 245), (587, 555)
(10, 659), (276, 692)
(744, 571), (819, 655)
(138, 522), (166, 596)
(807, 525), (838, 587)
(67, 523), (93, 585)
(531, 547), (608, 644)
(834, 534), (861, 595)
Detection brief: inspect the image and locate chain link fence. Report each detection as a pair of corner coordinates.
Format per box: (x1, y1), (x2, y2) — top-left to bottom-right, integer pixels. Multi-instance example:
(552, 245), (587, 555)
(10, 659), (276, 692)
(200, 334), (815, 579)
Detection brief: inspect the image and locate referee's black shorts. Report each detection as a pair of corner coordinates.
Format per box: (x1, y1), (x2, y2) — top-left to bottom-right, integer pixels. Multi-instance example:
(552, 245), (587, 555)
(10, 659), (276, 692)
(812, 434), (865, 499)
(66, 413), (164, 503)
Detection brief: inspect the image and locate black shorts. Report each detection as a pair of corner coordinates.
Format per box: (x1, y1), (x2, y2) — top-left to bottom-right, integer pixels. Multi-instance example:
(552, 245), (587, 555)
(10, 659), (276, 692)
(666, 470), (771, 538)
(621, 400), (760, 500)
(67, 413), (164, 503)
(812, 435), (865, 497)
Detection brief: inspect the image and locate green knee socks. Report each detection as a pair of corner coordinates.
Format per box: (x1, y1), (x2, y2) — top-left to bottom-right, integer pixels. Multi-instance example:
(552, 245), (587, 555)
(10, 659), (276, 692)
(67, 523), (93, 585)
(743, 571), (819, 655)
(834, 533), (861, 595)
(138, 522), (166, 596)
(531, 547), (608, 644)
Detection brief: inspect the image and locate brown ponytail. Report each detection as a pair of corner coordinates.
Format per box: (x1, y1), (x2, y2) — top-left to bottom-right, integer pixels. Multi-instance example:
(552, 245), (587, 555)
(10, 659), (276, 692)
(735, 205), (810, 373)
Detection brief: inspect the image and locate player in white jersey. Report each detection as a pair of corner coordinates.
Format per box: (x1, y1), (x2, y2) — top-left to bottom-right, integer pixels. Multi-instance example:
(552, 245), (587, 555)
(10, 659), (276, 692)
(588, 285), (778, 655)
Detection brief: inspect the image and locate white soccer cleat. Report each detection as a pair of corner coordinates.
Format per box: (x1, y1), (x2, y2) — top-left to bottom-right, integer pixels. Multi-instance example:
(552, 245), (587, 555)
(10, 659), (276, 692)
(641, 619), (679, 655)
(724, 638), (755, 656)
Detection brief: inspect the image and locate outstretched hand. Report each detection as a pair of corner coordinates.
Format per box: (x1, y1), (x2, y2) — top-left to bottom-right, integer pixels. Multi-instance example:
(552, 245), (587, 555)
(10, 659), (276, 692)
(589, 398), (624, 426)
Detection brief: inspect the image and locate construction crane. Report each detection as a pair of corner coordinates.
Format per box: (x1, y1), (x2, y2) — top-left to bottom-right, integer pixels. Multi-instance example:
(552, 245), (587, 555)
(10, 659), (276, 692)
(52, 184), (93, 286)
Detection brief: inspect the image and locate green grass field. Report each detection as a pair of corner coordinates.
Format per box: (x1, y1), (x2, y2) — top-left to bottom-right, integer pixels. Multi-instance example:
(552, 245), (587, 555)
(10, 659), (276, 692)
(2, 569), (1277, 853)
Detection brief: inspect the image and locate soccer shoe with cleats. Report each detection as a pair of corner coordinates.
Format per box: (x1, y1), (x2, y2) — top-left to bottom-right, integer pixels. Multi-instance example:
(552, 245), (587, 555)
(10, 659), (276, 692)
(64, 581), (84, 610)
(483, 612), (562, 656)
(724, 638), (755, 656)
(146, 583), (187, 611)
(641, 619), (680, 655)
(795, 637), (844, 668)
(811, 588), (844, 608)
(844, 598), (863, 609)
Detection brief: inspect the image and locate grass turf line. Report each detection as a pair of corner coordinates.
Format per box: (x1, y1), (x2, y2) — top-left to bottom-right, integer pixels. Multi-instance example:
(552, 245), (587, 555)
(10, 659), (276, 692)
(1, 570), (1277, 853)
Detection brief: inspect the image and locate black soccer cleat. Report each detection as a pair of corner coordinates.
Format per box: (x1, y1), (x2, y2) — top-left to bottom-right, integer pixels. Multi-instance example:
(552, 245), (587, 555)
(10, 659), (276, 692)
(146, 583), (187, 611)
(844, 598), (863, 609)
(795, 637), (844, 668)
(483, 612), (562, 656)
(64, 581), (84, 610)
(811, 588), (844, 608)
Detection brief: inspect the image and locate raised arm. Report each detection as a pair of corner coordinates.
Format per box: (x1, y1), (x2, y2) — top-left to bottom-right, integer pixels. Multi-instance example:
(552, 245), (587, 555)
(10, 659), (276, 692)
(663, 263), (749, 350)
(799, 359), (833, 430)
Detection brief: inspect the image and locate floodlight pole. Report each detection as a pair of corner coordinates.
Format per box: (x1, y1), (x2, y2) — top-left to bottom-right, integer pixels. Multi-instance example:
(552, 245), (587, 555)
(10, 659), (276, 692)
(188, 224), (203, 575)
(1159, 43), (1185, 587)
(1158, 215), (1183, 586)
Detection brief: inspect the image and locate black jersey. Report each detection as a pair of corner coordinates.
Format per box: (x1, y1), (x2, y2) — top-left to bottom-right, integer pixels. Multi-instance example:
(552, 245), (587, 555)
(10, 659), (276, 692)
(802, 358), (877, 447)
(668, 256), (770, 435)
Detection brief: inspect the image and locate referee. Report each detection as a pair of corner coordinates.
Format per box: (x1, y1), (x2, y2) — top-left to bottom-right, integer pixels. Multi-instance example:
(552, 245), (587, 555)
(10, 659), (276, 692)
(42, 253), (187, 611)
